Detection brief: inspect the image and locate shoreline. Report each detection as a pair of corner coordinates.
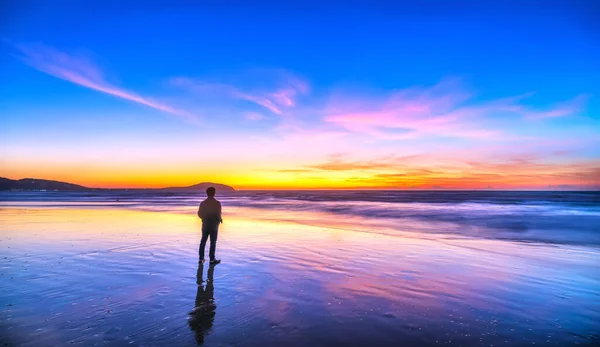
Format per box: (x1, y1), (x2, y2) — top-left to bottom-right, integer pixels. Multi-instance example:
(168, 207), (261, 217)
(1, 206), (599, 346)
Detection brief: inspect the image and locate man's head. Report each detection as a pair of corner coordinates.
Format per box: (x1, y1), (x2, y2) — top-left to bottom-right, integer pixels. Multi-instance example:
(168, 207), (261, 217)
(206, 187), (216, 197)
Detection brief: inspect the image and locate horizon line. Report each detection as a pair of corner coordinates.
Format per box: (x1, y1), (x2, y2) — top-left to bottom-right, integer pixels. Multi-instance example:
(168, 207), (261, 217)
(2, 176), (599, 192)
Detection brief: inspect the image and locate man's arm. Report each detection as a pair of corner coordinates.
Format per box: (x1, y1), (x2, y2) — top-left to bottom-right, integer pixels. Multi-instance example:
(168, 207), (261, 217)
(218, 201), (223, 223)
(197, 201), (203, 219)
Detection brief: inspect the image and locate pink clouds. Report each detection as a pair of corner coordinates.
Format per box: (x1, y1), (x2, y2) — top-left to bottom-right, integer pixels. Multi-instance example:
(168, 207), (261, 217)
(14, 43), (196, 121)
(324, 80), (584, 140)
(171, 73), (309, 115)
(268, 75), (310, 108)
(18, 42), (582, 144)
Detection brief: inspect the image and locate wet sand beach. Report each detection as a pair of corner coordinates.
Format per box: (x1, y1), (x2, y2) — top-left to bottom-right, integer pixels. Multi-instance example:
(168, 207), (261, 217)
(1, 198), (599, 346)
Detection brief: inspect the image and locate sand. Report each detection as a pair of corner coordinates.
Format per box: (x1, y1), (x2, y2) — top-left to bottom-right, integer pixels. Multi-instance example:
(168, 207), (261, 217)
(1, 207), (598, 346)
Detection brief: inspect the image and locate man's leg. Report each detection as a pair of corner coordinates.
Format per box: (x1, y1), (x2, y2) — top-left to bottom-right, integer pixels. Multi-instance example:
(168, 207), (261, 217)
(199, 228), (210, 261)
(209, 228), (219, 261)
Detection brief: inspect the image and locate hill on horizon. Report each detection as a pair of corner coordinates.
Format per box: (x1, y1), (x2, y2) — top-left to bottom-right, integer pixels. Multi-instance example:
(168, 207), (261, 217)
(0, 177), (235, 192)
(159, 182), (236, 192)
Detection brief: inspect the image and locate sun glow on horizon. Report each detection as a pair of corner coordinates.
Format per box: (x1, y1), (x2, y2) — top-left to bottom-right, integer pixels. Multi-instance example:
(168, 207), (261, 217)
(1, 2), (599, 190)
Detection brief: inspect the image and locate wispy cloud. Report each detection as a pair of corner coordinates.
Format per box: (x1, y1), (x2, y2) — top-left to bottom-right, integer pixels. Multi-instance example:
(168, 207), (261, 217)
(171, 73), (309, 115)
(245, 112), (266, 121)
(277, 153), (429, 174)
(306, 156), (411, 171)
(13, 43), (196, 121)
(286, 157), (600, 189)
(345, 169), (600, 189)
(270, 138), (600, 189)
(6, 46), (597, 189)
(522, 95), (588, 120)
(323, 80), (584, 140)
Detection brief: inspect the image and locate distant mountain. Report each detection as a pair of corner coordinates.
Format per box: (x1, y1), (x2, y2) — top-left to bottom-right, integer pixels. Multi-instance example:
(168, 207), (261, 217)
(159, 182), (236, 192)
(0, 177), (88, 191)
(0, 177), (235, 192)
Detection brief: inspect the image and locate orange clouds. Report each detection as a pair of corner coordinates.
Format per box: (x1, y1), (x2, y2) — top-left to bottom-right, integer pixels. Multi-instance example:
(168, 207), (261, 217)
(273, 153), (600, 190)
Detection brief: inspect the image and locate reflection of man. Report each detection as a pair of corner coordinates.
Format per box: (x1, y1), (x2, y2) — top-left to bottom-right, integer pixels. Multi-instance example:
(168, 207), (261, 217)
(189, 264), (216, 345)
(198, 187), (222, 265)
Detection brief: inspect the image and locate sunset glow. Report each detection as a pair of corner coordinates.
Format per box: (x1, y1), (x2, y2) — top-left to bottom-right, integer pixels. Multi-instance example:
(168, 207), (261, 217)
(1, 2), (599, 190)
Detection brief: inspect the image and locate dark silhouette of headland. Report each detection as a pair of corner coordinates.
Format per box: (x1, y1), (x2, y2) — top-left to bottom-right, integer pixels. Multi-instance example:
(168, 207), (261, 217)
(0, 177), (235, 192)
(160, 182), (235, 193)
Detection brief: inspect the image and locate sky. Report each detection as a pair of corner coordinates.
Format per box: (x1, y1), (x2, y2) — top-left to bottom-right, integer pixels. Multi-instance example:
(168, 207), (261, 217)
(1, 0), (599, 189)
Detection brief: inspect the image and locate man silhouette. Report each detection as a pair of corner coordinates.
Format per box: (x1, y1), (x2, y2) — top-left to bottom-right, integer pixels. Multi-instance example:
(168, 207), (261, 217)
(198, 187), (222, 265)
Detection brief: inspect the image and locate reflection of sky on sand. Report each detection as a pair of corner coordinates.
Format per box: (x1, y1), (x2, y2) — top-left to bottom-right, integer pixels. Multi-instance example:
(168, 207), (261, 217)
(1, 207), (599, 346)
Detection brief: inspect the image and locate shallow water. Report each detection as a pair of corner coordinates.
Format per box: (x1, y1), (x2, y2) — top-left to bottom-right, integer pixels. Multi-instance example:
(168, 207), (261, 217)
(2, 190), (599, 245)
(1, 193), (599, 346)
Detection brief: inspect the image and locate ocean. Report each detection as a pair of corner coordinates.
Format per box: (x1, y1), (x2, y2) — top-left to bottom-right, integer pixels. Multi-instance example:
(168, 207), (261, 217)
(1, 190), (599, 346)
(3, 190), (599, 245)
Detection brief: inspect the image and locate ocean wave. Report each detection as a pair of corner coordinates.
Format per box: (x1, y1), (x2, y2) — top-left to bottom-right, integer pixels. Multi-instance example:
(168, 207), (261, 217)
(1, 190), (599, 246)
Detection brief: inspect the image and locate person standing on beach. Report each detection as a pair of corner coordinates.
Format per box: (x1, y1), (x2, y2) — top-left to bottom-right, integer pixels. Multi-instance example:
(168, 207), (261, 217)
(198, 187), (222, 265)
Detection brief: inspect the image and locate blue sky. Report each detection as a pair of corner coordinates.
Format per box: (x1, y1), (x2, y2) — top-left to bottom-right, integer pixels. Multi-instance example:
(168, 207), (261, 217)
(1, 0), (599, 188)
